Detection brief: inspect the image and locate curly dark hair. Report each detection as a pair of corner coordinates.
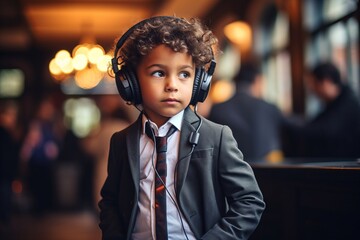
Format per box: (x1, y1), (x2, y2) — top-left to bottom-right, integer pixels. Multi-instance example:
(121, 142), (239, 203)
(115, 16), (218, 68)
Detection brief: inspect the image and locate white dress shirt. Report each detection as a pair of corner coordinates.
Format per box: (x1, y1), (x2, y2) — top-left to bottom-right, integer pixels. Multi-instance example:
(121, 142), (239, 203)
(132, 110), (196, 240)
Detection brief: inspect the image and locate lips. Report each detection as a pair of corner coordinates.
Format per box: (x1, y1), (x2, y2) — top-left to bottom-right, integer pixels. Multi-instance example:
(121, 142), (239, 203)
(162, 98), (180, 103)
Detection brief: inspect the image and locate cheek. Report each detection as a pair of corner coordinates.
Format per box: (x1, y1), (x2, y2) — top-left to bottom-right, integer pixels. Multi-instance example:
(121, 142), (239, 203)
(182, 80), (195, 99)
(186, 85), (194, 100)
(140, 83), (157, 101)
(137, 73), (155, 97)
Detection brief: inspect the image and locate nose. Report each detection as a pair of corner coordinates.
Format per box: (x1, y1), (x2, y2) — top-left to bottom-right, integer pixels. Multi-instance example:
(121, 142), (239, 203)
(165, 75), (178, 92)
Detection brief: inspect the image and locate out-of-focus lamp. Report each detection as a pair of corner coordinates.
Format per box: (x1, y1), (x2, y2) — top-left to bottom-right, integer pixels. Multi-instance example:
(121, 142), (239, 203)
(49, 43), (112, 90)
(224, 21), (252, 53)
(210, 79), (235, 104)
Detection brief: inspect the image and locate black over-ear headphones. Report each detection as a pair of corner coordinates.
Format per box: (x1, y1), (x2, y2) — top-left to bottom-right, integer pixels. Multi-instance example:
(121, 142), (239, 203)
(111, 16), (216, 106)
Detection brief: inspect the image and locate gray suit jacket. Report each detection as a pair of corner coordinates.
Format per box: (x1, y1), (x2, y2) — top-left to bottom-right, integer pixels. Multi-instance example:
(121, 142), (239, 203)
(99, 107), (265, 239)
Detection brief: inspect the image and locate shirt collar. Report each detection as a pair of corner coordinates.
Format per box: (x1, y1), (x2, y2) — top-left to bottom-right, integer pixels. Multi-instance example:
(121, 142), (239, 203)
(142, 110), (184, 136)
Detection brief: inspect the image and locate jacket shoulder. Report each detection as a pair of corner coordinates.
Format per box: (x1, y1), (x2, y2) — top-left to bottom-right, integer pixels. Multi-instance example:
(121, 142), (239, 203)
(200, 116), (232, 136)
(110, 118), (139, 142)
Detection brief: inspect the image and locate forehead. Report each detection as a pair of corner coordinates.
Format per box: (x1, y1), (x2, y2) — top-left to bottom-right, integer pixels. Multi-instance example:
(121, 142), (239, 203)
(140, 44), (194, 67)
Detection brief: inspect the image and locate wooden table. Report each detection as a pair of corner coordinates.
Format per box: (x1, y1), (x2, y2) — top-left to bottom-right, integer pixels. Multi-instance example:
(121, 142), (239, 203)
(250, 159), (360, 240)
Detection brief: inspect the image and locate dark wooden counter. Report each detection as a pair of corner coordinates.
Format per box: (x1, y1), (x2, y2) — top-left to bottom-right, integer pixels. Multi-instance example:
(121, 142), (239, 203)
(250, 160), (360, 240)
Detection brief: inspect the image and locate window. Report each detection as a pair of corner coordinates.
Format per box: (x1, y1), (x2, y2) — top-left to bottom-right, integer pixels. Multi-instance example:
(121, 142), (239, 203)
(254, 3), (292, 113)
(304, 0), (359, 116)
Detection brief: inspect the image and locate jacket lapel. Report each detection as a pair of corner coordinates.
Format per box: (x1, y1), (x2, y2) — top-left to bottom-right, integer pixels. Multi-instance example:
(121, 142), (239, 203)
(126, 116), (142, 193)
(176, 107), (200, 196)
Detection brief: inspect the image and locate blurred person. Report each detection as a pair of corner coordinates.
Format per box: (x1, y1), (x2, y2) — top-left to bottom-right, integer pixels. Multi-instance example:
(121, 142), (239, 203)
(56, 128), (95, 211)
(208, 62), (284, 162)
(0, 101), (21, 227)
(81, 95), (131, 211)
(20, 97), (63, 215)
(291, 62), (360, 159)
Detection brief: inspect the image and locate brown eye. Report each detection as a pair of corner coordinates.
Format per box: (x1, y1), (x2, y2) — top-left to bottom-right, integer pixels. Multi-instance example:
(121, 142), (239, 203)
(152, 70), (165, 77)
(179, 71), (190, 79)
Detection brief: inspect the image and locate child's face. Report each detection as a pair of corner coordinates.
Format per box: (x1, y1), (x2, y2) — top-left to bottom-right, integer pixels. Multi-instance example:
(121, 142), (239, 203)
(137, 44), (195, 126)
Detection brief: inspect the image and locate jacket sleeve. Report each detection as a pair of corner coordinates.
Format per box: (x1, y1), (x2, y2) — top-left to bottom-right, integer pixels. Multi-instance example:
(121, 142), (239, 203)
(98, 133), (126, 240)
(202, 125), (266, 240)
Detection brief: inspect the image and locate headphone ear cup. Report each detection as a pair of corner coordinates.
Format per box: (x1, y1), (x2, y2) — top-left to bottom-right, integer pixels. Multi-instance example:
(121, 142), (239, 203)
(115, 65), (132, 102)
(115, 65), (142, 105)
(191, 67), (212, 105)
(197, 70), (212, 104)
(125, 66), (142, 105)
(190, 68), (203, 105)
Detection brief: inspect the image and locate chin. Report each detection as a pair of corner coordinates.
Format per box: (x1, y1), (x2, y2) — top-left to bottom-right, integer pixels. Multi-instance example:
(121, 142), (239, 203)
(162, 109), (182, 117)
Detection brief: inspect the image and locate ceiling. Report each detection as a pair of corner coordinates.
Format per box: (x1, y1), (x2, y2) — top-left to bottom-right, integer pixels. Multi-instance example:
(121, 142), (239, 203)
(0, 0), (220, 52)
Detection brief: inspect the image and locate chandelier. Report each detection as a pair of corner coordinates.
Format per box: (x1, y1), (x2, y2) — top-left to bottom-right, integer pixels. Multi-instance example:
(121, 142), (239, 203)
(49, 42), (112, 90)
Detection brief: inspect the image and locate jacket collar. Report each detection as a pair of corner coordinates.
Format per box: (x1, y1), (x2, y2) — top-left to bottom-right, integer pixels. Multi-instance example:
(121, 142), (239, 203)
(176, 107), (201, 195)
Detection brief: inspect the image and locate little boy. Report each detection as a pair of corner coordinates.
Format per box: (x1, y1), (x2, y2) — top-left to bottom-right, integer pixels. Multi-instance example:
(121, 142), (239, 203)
(99, 16), (265, 240)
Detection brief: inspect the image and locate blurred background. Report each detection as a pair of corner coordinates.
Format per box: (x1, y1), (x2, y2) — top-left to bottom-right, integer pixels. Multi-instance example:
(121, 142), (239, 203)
(0, 0), (359, 239)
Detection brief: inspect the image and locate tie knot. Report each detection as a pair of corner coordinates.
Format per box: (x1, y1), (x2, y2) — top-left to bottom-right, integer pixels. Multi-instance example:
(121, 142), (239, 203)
(145, 122), (177, 153)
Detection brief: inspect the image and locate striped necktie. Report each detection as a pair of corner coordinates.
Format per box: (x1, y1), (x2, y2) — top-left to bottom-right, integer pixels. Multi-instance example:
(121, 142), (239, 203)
(145, 122), (177, 239)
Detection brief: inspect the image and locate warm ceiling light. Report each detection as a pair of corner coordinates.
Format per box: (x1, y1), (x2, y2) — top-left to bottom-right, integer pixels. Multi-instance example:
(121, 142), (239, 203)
(49, 58), (62, 75)
(88, 45), (105, 64)
(72, 54), (88, 71)
(224, 21), (252, 52)
(50, 41), (112, 90)
(55, 50), (71, 69)
(73, 45), (89, 57)
(97, 55), (112, 72)
(74, 67), (102, 89)
(210, 79), (235, 104)
(61, 61), (74, 74)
